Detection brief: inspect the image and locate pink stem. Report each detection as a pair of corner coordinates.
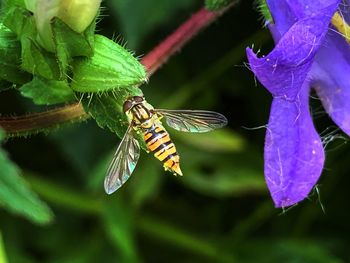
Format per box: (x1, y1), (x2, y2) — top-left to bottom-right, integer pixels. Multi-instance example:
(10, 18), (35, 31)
(142, 7), (229, 77)
(0, 4), (235, 135)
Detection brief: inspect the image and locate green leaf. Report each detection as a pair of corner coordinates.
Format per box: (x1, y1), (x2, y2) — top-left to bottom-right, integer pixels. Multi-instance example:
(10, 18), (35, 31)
(1, 0), (25, 13)
(4, 6), (61, 80)
(3, 6), (35, 38)
(173, 128), (245, 153)
(81, 88), (147, 149)
(20, 37), (61, 80)
(20, 76), (75, 105)
(52, 17), (95, 76)
(102, 201), (140, 263)
(0, 23), (31, 84)
(86, 151), (113, 191)
(0, 128), (54, 224)
(25, 173), (101, 216)
(0, 232), (8, 263)
(71, 34), (147, 92)
(180, 146), (266, 197)
(127, 154), (162, 207)
(237, 239), (342, 263)
(81, 90), (133, 138)
(205, 0), (235, 11)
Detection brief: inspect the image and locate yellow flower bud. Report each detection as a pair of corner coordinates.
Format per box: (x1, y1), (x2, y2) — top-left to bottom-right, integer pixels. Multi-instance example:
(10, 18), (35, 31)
(25, 0), (101, 52)
(57, 0), (101, 33)
(24, 0), (36, 12)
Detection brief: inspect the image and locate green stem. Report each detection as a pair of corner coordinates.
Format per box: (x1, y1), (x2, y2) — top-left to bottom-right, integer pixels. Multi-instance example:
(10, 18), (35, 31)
(0, 4), (237, 137)
(0, 103), (89, 137)
(138, 216), (235, 262)
(26, 173), (103, 215)
(0, 232), (8, 263)
(142, 6), (234, 77)
(26, 173), (236, 262)
(230, 200), (274, 241)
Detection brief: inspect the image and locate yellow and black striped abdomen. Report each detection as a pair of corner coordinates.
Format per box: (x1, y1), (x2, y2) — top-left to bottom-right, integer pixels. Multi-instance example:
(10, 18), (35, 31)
(144, 125), (182, 176)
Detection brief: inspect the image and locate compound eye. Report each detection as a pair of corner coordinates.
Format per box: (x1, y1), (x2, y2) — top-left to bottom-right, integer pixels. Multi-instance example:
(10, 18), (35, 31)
(134, 96), (144, 103)
(123, 100), (133, 112)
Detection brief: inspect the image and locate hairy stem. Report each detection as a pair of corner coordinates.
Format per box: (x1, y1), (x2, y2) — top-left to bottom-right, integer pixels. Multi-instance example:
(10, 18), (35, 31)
(0, 4), (236, 136)
(142, 6), (234, 77)
(0, 103), (89, 136)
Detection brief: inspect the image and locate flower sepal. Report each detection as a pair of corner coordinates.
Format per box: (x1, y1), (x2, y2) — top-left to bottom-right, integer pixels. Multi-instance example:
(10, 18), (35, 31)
(24, 0), (101, 52)
(71, 35), (147, 93)
(0, 23), (31, 85)
(3, 6), (61, 80)
(82, 87), (147, 149)
(2, 5), (97, 80)
(51, 16), (96, 77)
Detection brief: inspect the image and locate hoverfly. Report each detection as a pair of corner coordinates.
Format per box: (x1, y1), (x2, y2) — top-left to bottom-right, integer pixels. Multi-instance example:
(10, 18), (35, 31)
(104, 96), (228, 194)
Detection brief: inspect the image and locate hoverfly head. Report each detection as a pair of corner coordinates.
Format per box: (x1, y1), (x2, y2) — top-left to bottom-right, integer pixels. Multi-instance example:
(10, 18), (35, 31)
(123, 96), (145, 112)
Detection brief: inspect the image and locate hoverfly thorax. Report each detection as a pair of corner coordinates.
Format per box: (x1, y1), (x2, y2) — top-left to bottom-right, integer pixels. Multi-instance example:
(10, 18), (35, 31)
(123, 96), (155, 128)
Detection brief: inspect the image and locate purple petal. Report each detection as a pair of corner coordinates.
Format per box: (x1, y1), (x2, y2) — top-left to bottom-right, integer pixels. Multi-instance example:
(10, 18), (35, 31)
(266, 0), (341, 36)
(285, 0), (341, 19)
(339, 1), (350, 24)
(264, 86), (324, 208)
(312, 29), (350, 135)
(247, 14), (332, 100)
(266, 1), (296, 38)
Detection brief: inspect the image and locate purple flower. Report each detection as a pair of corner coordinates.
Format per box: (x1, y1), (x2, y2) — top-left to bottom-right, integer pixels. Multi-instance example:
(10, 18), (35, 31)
(246, 0), (350, 207)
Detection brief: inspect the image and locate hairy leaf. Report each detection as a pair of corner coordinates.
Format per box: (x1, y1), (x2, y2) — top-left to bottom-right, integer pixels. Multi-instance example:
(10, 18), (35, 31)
(71, 35), (147, 92)
(3, 6), (34, 37)
(0, 23), (31, 84)
(102, 201), (140, 263)
(4, 6), (61, 80)
(20, 76), (75, 105)
(0, 128), (53, 224)
(21, 36), (62, 80)
(2, 0), (25, 13)
(82, 88), (147, 149)
(52, 17), (95, 76)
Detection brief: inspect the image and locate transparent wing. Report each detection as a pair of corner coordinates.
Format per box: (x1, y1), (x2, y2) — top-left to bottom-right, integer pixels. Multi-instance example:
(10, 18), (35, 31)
(104, 124), (140, 194)
(155, 109), (228, 133)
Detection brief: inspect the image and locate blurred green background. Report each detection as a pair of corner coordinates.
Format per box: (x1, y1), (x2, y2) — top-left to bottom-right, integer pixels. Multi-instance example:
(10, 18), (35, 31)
(1, 0), (350, 262)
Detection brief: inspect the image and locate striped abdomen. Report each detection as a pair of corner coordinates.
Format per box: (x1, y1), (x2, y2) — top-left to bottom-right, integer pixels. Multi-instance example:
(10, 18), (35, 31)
(144, 124), (182, 176)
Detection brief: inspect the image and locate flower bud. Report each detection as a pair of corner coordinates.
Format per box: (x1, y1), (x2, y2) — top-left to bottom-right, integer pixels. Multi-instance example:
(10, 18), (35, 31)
(24, 0), (101, 52)
(24, 0), (35, 12)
